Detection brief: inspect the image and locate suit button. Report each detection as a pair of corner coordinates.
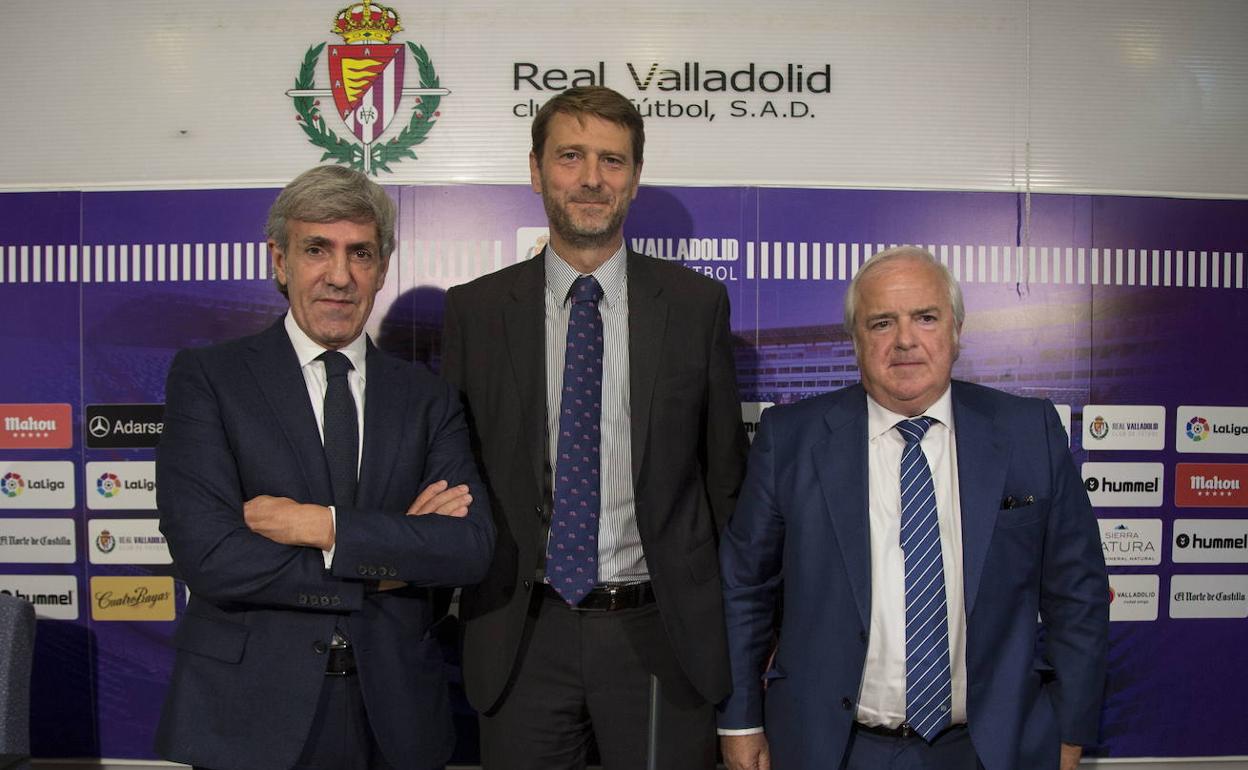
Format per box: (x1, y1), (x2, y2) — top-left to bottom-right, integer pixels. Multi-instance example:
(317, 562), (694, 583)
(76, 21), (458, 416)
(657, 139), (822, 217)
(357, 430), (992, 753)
(522, 580), (532, 590)
(313, 641), (327, 654)
(534, 505), (543, 516)
(367, 567), (378, 576)
(320, 595), (330, 606)
(387, 567), (398, 577)
(841, 697), (853, 710)
(297, 593), (308, 605)
(331, 596), (342, 607)
(357, 566), (368, 576)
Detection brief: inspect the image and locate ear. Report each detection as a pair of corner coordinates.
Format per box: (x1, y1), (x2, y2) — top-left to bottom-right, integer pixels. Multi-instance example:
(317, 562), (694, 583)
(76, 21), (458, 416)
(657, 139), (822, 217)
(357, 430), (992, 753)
(529, 151), (543, 194)
(269, 240), (288, 289)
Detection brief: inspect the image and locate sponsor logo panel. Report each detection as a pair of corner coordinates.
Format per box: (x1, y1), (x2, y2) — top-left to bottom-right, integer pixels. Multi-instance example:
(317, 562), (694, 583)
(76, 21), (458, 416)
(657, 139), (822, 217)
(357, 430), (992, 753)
(1109, 574), (1160, 622)
(1172, 519), (1248, 563)
(0, 519), (76, 564)
(84, 404), (165, 449)
(0, 403), (73, 449)
(1081, 405), (1165, 451)
(1176, 406), (1248, 454)
(0, 461), (75, 510)
(1081, 462), (1164, 508)
(87, 519), (171, 565)
(1169, 574), (1248, 619)
(0, 574), (79, 620)
(89, 576), (177, 621)
(1174, 463), (1248, 508)
(1098, 518), (1162, 566)
(85, 461), (157, 510)
(741, 402), (774, 444)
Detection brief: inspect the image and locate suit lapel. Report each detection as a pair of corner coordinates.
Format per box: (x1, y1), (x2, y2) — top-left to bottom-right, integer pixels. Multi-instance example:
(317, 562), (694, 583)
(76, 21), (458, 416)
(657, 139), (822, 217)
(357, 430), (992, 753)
(245, 319), (334, 506)
(627, 252), (668, 486)
(504, 256), (548, 492)
(357, 341), (404, 509)
(813, 387), (872, 630)
(952, 382), (1009, 617)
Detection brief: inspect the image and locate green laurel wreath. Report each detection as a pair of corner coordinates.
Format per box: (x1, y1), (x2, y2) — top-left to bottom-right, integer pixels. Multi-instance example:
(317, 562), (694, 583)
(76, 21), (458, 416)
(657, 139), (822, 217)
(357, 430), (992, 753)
(292, 41), (441, 174)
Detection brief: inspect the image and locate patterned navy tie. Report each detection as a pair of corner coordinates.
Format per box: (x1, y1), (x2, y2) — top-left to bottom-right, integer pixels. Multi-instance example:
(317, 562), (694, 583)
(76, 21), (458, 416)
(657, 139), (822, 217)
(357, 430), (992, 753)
(897, 416), (952, 741)
(318, 351), (358, 509)
(547, 275), (605, 606)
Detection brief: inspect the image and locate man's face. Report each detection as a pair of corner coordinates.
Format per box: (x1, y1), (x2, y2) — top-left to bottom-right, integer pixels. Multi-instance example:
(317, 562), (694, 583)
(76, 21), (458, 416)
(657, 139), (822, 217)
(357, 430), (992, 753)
(270, 218), (389, 350)
(530, 112), (641, 250)
(853, 257), (960, 416)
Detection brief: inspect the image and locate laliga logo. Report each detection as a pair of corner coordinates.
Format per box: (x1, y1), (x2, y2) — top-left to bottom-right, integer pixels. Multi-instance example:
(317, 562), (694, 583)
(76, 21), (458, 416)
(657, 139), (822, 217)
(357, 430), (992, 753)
(96, 472), (121, 498)
(1186, 417), (1211, 442)
(1, 472), (23, 498)
(285, 1), (452, 175)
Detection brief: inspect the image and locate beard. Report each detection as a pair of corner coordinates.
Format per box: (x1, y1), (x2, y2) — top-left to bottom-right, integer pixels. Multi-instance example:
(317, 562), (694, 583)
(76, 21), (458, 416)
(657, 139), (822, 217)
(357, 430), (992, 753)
(542, 191), (631, 250)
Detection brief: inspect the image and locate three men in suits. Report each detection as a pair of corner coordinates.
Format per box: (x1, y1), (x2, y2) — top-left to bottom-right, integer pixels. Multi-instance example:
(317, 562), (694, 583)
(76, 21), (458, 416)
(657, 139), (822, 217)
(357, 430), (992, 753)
(442, 86), (748, 769)
(719, 246), (1109, 770)
(156, 165), (494, 770)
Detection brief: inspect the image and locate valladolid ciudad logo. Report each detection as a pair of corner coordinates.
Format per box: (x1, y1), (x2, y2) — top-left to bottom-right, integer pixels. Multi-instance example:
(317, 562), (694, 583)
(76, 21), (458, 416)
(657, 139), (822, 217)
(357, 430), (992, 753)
(286, 1), (450, 174)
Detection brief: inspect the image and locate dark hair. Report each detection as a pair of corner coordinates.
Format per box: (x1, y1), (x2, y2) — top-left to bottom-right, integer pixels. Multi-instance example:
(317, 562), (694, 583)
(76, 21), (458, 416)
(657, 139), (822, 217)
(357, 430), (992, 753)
(531, 86), (645, 166)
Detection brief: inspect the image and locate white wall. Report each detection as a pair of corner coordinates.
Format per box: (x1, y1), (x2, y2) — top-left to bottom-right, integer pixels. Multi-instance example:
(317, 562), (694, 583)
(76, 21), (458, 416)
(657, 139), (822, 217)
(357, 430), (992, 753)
(2, 0), (1245, 196)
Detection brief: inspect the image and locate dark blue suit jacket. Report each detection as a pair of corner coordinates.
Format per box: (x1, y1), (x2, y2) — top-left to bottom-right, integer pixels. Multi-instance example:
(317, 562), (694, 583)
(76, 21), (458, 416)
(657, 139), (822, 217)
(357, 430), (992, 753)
(155, 318), (494, 770)
(718, 381), (1108, 770)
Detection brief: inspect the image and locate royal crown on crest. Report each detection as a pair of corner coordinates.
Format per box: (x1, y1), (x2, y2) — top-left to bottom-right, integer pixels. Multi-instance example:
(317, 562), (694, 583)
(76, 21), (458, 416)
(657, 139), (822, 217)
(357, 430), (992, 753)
(333, 1), (402, 44)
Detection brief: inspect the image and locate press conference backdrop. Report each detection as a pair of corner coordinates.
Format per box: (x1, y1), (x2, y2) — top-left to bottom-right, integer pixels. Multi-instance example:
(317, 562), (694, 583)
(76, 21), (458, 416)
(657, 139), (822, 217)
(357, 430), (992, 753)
(1, 0), (1246, 766)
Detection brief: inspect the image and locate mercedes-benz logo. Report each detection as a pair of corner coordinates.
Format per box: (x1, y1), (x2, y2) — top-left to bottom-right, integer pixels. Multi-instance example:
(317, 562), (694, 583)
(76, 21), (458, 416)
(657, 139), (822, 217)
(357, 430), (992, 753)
(88, 415), (111, 438)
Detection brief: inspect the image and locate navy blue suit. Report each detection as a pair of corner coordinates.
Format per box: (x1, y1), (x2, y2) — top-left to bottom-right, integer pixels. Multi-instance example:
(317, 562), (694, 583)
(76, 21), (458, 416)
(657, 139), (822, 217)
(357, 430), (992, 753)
(155, 318), (494, 770)
(719, 381), (1108, 770)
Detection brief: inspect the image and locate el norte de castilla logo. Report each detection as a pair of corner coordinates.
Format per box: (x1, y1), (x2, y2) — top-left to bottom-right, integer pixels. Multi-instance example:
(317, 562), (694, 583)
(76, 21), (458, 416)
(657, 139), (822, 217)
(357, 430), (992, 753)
(287, 1), (450, 175)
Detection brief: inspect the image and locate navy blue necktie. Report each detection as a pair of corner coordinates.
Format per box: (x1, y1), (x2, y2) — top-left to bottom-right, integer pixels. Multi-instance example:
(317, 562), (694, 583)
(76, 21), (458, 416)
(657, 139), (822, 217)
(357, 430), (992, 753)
(897, 416), (952, 741)
(318, 351), (358, 510)
(547, 275), (604, 606)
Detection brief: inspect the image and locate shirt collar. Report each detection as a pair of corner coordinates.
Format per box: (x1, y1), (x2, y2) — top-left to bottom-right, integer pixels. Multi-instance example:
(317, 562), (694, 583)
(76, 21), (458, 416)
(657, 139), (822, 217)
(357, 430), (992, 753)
(866, 384), (954, 442)
(544, 242), (628, 309)
(284, 310), (369, 379)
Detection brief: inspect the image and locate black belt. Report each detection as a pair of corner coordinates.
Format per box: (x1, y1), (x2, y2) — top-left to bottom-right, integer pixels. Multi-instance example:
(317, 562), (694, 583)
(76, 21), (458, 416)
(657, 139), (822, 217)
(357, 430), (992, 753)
(325, 640), (357, 677)
(853, 722), (964, 740)
(543, 581), (656, 612)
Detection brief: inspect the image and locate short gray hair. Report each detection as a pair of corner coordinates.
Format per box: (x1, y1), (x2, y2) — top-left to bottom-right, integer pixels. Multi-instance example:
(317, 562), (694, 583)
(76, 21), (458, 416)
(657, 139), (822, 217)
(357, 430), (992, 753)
(843, 245), (965, 333)
(265, 164), (397, 261)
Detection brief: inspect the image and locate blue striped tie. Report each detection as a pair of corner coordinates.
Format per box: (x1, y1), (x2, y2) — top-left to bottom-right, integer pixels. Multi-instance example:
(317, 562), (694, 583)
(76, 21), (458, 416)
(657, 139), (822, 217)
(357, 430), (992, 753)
(897, 416), (952, 741)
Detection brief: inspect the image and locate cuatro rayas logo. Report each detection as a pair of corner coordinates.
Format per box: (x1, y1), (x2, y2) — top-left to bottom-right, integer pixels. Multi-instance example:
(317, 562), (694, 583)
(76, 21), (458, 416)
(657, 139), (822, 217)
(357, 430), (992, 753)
(285, 1), (451, 175)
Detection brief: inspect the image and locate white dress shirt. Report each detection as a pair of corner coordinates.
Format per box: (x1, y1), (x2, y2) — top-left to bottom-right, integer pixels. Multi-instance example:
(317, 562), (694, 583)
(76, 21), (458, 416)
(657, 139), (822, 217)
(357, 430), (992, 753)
(856, 386), (968, 728)
(283, 311), (369, 566)
(543, 245), (648, 583)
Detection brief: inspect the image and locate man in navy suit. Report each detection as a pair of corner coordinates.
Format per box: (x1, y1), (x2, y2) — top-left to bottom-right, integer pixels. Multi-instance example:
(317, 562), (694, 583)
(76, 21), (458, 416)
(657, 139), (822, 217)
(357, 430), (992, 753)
(155, 165), (494, 770)
(719, 246), (1108, 770)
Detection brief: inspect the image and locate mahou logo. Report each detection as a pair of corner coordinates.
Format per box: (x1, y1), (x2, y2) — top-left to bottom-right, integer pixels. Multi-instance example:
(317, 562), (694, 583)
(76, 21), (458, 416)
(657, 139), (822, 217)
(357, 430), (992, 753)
(0, 404), (73, 449)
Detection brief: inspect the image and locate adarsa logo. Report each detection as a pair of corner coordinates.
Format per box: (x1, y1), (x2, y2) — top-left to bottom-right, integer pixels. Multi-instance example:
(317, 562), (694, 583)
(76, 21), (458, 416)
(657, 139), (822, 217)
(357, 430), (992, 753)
(89, 577), (176, 621)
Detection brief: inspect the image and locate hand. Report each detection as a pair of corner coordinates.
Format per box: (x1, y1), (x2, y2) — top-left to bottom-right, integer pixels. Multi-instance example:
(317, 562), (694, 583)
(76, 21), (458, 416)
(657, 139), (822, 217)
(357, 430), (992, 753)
(406, 480), (472, 518)
(1060, 743), (1083, 770)
(721, 733), (770, 770)
(243, 495), (334, 550)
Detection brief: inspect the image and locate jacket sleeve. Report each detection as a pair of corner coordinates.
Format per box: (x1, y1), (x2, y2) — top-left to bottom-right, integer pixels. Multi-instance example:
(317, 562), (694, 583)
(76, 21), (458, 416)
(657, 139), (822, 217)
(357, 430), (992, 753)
(717, 409), (786, 729)
(1038, 401), (1110, 746)
(330, 376), (495, 587)
(703, 284), (749, 532)
(157, 348), (366, 612)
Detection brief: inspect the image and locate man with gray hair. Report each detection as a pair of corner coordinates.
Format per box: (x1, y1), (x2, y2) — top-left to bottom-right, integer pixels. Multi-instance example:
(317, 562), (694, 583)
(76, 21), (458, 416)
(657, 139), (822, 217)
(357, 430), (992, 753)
(719, 246), (1108, 770)
(156, 165), (494, 770)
